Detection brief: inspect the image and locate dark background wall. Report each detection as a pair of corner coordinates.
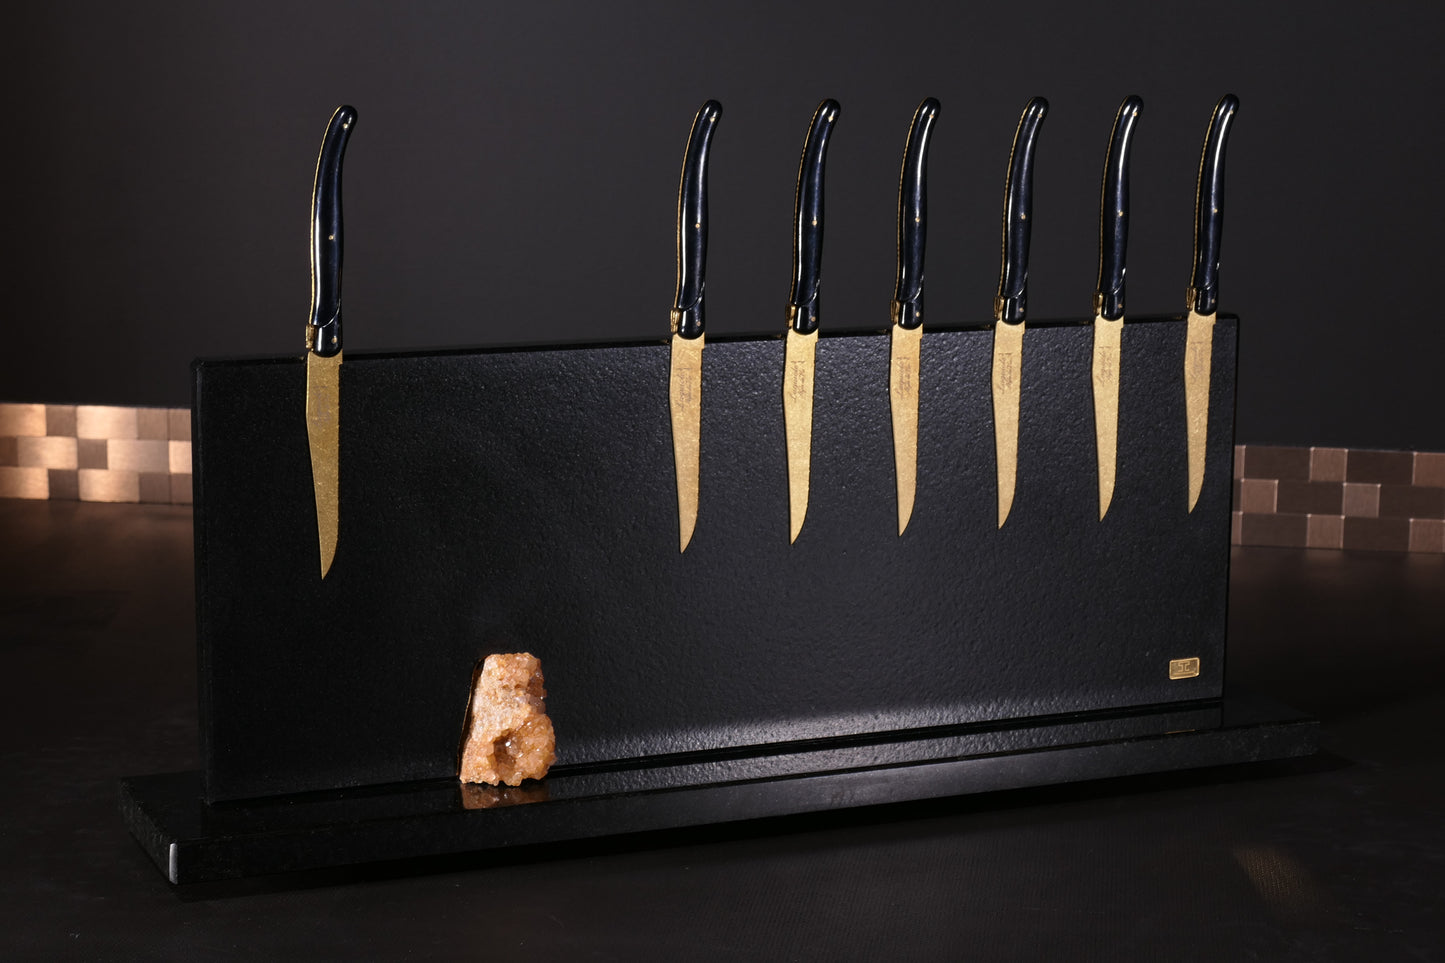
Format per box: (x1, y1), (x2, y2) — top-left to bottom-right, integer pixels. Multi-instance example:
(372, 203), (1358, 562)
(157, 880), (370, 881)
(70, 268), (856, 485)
(5, 1), (1442, 450)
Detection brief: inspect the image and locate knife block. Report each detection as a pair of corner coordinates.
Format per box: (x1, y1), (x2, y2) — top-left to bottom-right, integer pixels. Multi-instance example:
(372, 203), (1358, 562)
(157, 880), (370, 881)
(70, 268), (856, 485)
(121, 313), (1317, 882)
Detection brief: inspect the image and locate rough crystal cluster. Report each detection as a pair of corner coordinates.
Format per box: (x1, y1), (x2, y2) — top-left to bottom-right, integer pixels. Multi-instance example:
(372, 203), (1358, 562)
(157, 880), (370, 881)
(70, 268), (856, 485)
(459, 652), (556, 787)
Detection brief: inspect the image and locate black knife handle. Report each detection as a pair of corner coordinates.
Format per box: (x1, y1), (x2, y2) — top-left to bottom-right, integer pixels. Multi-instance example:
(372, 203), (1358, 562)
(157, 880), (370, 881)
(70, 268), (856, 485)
(995, 97), (1048, 324)
(892, 97), (940, 331)
(307, 105), (357, 357)
(673, 100), (722, 340)
(788, 99), (840, 335)
(1188, 94), (1239, 316)
(1096, 95), (1143, 321)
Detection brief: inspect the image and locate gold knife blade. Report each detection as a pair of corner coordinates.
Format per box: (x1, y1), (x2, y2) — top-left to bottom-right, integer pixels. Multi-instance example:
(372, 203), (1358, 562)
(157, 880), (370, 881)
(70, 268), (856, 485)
(669, 329), (704, 552)
(668, 100), (721, 552)
(1092, 314), (1123, 519)
(783, 325), (817, 543)
(1091, 95), (1141, 520)
(305, 349), (341, 577)
(303, 104), (355, 579)
(1182, 94), (1237, 513)
(990, 97), (1047, 530)
(1184, 307), (1214, 512)
(889, 320), (921, 535)
(991, 318), (1024, 528)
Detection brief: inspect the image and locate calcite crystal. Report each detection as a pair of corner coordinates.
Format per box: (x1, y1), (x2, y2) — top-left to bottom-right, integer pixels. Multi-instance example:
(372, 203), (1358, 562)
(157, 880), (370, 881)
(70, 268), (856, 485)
(459, 652), (556, 787)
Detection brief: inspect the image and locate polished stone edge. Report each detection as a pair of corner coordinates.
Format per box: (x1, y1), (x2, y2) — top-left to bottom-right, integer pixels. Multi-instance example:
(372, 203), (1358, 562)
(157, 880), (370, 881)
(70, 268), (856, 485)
(120, 690), (1317, 885)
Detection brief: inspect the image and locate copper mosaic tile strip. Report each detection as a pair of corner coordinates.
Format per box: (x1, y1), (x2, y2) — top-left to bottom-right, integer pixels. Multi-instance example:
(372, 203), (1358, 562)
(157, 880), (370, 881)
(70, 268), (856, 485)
(1380, 484), (1445, 519)
(1238, 478), (1278, 514)
(0, 404), (46, 438)
(1410, 518), (1445, 553)
(17, 435), (78, 470)
(1277, 480), (1343, 516)
(1346, 449), (1415, 485)
(1232, 445), (1445, 554)
(1306, 513), (1344, 550)
(76, 405), (138, 441)
(1242, 445), (1311, 482)
(1342, 517), (1413, 553)
(1240, 511), (1307, 548)
(107, 439), (169, 473)
(0, 403), (191, 504)
(1309, 447), (1348, 483)
(46, 405), (77, 437)
(48, 468), (79, 501)
(1416, 452), (1445, 487)
(0, 466), (48, 499)
(1342, 482), (1380, 518)
(79, 469), (141, 503)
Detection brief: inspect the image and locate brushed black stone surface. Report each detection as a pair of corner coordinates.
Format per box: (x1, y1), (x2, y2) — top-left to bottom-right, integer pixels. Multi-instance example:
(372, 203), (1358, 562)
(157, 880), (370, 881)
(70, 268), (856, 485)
(193, 315), (1237, 801)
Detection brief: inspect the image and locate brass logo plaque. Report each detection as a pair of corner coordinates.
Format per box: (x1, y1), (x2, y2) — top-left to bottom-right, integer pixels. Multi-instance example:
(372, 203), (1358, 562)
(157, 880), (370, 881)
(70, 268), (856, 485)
(1169, 657), (1201, 680)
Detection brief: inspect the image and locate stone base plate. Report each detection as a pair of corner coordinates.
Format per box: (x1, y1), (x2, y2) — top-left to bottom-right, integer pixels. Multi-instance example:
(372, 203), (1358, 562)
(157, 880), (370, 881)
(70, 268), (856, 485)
(121, 690), (1316, 884)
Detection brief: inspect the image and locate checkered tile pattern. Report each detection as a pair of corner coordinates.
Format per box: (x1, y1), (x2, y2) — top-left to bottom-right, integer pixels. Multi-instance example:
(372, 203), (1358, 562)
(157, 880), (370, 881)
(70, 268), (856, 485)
(0, 403), (191, 504)
(1232, 446), (1445, 554)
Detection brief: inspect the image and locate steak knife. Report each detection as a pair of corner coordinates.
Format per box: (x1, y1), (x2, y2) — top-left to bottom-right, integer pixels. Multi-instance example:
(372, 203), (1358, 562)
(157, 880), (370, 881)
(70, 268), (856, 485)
(304, 104), (356, 578)
(991, 97), (1047, 528)
(1184, 94), (1239, 512)
(890, 97), (940, 536)
(783, 99), (840, 544)
(1092, 95), (1142, 520)
(669, 100), (721, 553)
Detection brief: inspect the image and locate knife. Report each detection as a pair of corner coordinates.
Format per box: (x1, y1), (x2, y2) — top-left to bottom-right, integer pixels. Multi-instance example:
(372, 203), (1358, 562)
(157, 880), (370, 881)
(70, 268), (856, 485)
(991, 97), (1047, 528)
(304, 104), (356, 578)
(889, 97), (940, 536)
(1184, 94), (1239, 512)
(1092, 95), (1142, 520)
(669, 99), (721, 553)
(783, 99), (839, 544)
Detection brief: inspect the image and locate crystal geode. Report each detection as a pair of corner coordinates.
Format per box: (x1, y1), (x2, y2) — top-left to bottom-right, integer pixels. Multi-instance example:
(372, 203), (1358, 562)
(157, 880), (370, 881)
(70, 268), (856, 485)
(459, 652), (556, 787)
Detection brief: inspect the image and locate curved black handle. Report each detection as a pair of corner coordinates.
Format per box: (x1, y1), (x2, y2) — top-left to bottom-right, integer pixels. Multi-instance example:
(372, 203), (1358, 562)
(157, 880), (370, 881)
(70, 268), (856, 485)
(995, 97), (1047, 324)
(1189, 94), (1239, 315)
(673, 100), (722, 340)
(307, 105), (357, 357)
(788, 99), (840, 335)
(1096, 95), (1143, 321)
(892, 97), (940, 330)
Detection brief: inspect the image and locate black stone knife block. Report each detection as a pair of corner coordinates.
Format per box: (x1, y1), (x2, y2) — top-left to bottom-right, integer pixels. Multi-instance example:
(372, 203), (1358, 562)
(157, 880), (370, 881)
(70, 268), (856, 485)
(191, 315), (1240, 803)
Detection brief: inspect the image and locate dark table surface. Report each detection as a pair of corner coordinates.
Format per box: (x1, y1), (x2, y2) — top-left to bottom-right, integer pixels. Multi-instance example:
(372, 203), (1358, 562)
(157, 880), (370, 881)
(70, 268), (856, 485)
(1, 498), (1441, 961)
